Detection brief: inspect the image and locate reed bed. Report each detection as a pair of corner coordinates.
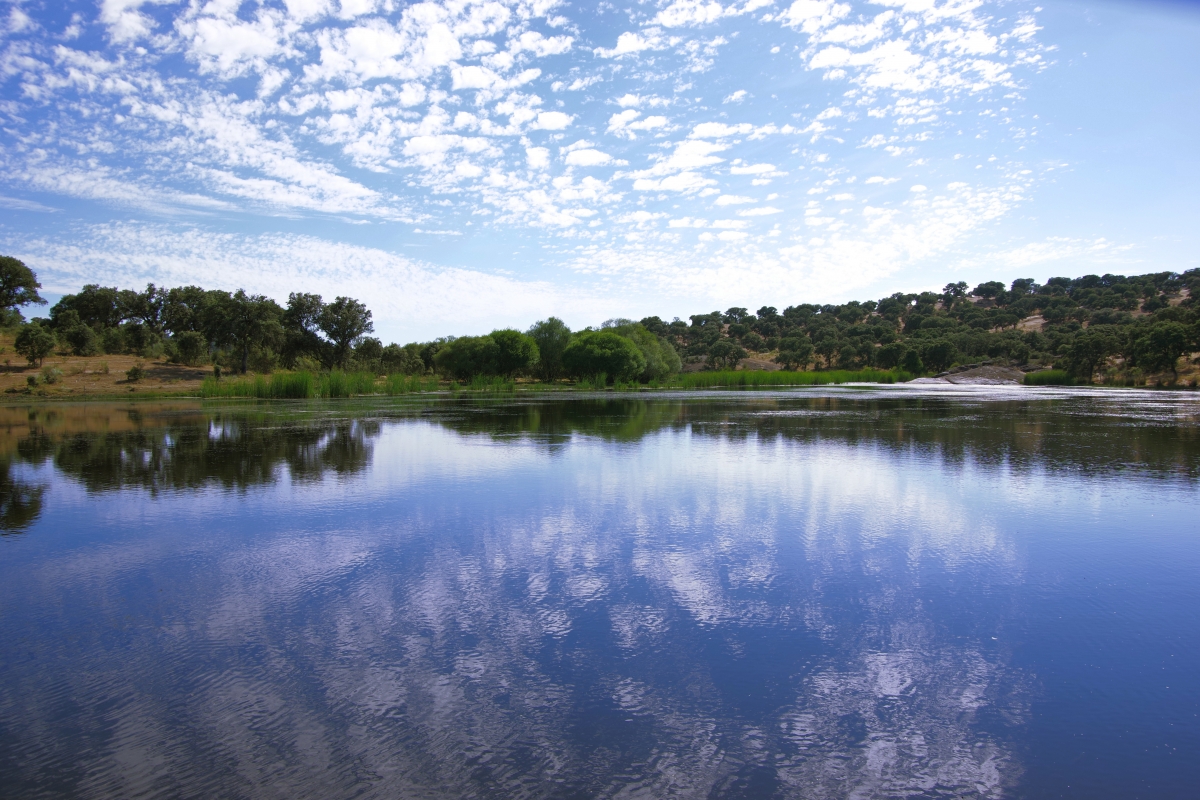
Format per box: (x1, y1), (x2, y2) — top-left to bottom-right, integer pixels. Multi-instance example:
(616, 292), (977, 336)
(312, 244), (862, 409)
(201, 370), (383, 399)
(384, 374), (441, 394)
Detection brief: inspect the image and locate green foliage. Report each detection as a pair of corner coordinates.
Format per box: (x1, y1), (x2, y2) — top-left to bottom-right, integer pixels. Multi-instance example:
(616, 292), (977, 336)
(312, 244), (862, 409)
(527, 317), (572, 380)
(319, 296), (373, 368)
(1129, 321), (1190, 379)
(126, 362), (145, 382)
(490, 328), (540, 376)
(14, 322), (55, 366)
(384, 373), (440, 394)
(708, 338), (747, 370)
(919, 339), (958, 373)
(40, 365), (62, 385)
(1024, 370), (1074, 386)
(563, 331), (646, 383)
(0, 255), (46, 310)
(62, 320), (100, 356)
(1061, 329), (1116, 383)
(199, 370), (378, 398)
(175, 331), (207, 365)
(604, 321), (681, 381)
(435, 335), (500, 379)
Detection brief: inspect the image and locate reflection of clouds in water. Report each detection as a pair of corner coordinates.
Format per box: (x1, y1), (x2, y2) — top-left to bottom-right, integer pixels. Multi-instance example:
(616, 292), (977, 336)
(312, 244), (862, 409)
(2, 422), (1031, 798)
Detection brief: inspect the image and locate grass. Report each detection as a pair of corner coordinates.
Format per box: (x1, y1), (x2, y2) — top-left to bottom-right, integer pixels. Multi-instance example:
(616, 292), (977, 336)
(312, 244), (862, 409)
(201, 370), (382, 399)
(1023, 369), (1073, 386)
(665, 368), (911, 389)
(384, 374), (441, 394)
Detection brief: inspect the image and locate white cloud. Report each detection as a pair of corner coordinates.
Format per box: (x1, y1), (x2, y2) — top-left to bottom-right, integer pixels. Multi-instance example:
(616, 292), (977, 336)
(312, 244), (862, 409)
(714, 194), (754, 205)
(723, 90), (747, 104)
(565, 149), (615, 167)
(533, 111), (574, 130)
(865, 176), (900, 185)
(737, 206), (782, 216)
(594, 31), (666, 58)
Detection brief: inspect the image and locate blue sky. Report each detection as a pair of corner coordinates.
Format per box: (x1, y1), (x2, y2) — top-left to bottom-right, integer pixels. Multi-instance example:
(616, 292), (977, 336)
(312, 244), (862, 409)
(1, 0), (1197, 343)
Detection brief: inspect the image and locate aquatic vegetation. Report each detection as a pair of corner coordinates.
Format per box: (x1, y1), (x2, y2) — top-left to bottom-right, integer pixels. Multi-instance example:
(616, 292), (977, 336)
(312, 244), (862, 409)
(1024, 370), (1074, 386)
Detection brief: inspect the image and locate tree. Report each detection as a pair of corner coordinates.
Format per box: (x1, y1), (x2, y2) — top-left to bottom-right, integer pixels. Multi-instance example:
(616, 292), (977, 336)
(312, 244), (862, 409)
(14, 322), (55, 366)
(175, 331), (207, 365)
(319, 296), (373, 368)
(1062, 330), (1114, 383)
(942, 281), (968, 299)
(50, 284), (122, 330)
(777, 336), (814, 370)
(708, 339), (747, 370)
(0, 256), (46, 313)
(901, 348), (924, 374)
(282, 292), (325, 367)
(490, 329), (539, 377)
(562, 331), (646, 383)
(920, 339), (958, 373)
(1130, 321), (1190, 381)
(608, 323), (680, 381)
(527, 317), (572, 380)
(972, 281), (1006, 299)
(215, 291), (283, 373)
(876, 341), (906, 370)
(354, 337), (384, 372)
(434, 335), (500, 379)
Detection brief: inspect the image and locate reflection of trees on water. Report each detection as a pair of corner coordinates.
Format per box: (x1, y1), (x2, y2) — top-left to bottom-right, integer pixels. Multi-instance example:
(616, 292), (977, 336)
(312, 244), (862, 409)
(0, 405), (380, 530)
(428, 393), (1200, 481)
(0, 463), (44, 533)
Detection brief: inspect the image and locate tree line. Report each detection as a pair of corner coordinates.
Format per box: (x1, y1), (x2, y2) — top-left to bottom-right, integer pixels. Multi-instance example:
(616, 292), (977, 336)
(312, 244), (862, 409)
(3, 254), (1199, 385)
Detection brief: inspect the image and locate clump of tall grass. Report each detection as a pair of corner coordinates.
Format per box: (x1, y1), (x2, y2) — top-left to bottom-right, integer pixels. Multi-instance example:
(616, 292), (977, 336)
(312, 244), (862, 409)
(667, 368), (910, 389)
(200, 369), (382, 398)
(319, 370), (377, 397)
(1023, 369), (1073, 386)
(465, 374), (516, 393)
(201, 370), (317, 398)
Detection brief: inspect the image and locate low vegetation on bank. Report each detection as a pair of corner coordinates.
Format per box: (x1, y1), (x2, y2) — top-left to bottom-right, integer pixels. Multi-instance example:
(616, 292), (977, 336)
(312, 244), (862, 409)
(1, 253), (1198, 398)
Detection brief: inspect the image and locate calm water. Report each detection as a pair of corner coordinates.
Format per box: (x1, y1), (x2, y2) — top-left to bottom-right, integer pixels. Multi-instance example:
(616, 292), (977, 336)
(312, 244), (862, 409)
(1, 388), (1198, 799)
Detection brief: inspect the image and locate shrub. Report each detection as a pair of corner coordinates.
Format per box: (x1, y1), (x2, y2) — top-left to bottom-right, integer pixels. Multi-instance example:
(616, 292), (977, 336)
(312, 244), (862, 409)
(563, 331), (646, 383)
(1024, 369), (1073, 386)
(126, 362), (145, 382)
(14, 322), (55, 366)
(40, 366), (62, 384)
(62, 324), (100, 356)
(175, 331), (207, 366)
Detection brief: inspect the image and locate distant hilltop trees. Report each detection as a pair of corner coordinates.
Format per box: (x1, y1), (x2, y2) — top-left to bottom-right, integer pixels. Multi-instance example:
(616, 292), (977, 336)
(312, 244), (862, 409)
(2, 254), (1199, 386)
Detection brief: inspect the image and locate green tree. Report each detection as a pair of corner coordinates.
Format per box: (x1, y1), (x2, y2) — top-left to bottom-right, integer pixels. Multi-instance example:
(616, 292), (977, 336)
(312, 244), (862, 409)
(708, 339), (746, 370)
(214, 291), (283, 374)
(319, 296), (373, 368)
(920, 339), (958, 373)
(1062, 330), (1115, 383)
(354, 337), (384, 372)
(50, 284), (122, 329)
(777, 336), (814, 370)
(281, 292), (326, 367)
(490, 329), (539, 376)
(901, 348), (924, 374)
(0, 256), (46, 313)
(562, 331), (646, 383)
(15, 322), (55, 366)
(876, 341), (906, 370)
(434, 335), (500, 379)
(1130, 321), (1190, 381)
(527, 317), (572, 380)
(175, 331), (207, 366)
(606, 322), (681, 382)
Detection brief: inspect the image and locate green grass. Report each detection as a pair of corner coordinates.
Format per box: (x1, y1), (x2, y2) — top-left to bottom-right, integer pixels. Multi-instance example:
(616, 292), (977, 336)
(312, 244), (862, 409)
(201, 371), (317, 398)
(1023, 369), (1073, 386)
(665, 368), (911, 389)
(465, 374), (516, 393)
(201, 370), (382, 399)
(384, 373), (441, 394)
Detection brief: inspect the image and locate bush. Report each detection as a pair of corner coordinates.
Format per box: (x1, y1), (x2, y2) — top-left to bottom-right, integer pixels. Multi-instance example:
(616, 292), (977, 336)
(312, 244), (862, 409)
(1024, 369), (1073, 386)
(40, 366), (62, 384)
(62, 324), (100, 356)
(434, 335), (500, 379)
(563, 331), (646, 383)
(126, 362), (145, 382)
(175, 331), (207, 366)
(100, 327), (125, 355)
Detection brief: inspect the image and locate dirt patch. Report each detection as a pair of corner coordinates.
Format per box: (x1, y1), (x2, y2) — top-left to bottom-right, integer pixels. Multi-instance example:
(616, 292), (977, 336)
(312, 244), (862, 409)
(1016, 315), (1045, 332)
(0, 334), (208, 399)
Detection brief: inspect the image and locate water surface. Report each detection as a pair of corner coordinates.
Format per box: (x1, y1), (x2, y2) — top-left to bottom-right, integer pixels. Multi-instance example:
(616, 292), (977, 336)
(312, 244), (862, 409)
(1, 388), (1198, 799)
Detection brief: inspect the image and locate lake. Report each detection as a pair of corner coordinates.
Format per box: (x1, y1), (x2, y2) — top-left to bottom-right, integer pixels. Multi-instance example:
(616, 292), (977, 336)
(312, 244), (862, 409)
(1, 388), (1198, 799)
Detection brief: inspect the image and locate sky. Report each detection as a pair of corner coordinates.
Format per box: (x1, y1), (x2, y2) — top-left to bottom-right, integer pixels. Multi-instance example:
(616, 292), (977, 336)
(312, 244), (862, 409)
(1, 0), (1198, 343)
